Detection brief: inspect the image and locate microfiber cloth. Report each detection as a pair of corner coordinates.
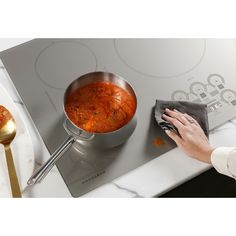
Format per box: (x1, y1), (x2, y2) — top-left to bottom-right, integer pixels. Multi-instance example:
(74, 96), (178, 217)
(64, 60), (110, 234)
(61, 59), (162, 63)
(155, 100), (209, 137)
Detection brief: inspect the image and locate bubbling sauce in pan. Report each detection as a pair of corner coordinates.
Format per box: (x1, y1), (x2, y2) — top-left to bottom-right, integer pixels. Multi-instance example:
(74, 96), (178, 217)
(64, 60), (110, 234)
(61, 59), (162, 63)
(65, 82), (136, 133)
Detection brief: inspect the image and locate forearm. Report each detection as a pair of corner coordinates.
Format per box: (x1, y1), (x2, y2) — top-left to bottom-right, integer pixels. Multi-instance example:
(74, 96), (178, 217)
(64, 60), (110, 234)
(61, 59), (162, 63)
(211, 147), (236, 179)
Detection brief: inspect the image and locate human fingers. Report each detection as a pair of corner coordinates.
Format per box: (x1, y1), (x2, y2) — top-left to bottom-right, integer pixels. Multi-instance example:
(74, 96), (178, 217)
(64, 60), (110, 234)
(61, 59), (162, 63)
(165, 130), (183, 146)
(162, 113), (186, 133)
(165, 108), (189, 125)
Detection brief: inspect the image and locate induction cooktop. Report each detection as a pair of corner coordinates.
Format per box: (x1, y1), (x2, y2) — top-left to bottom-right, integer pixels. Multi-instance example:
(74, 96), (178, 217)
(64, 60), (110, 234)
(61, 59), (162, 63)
(1, 39), (236, 197)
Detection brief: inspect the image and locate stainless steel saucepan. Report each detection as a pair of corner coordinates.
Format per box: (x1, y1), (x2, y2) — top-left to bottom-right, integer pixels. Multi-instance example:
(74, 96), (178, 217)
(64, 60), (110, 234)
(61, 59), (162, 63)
(28, 72), (137, 185)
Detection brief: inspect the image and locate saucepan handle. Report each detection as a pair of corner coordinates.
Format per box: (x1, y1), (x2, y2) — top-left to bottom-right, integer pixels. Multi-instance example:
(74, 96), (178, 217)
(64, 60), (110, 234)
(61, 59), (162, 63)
(27, 136), (75, 186)
(63, 119), (95, 141)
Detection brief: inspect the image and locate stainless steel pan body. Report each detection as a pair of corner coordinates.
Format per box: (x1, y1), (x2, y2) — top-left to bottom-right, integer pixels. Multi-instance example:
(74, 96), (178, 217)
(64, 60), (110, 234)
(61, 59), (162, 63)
(28, 72), (137, 185)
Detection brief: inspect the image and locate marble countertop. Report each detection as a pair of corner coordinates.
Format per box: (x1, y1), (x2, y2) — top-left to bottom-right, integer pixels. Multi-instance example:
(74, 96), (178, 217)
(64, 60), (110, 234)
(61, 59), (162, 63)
(1, 39), (236, 198)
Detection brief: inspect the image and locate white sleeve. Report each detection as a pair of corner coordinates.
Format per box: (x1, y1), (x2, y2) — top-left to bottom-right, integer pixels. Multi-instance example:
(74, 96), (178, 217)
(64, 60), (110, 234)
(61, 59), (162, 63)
(211, 147), (236, 179)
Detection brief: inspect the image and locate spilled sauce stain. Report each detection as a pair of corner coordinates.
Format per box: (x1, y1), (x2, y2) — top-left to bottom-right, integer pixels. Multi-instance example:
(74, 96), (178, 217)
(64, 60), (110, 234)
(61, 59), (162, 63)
(153, 137), (166, 148)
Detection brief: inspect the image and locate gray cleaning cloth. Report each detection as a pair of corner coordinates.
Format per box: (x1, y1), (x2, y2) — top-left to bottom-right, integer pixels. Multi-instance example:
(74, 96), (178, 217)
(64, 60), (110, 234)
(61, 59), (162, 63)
(155, 100), (209, 137)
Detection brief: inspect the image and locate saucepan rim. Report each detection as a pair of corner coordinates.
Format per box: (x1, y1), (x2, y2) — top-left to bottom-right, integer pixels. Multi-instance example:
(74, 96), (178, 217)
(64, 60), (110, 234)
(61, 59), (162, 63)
(63, 71), (138, 135)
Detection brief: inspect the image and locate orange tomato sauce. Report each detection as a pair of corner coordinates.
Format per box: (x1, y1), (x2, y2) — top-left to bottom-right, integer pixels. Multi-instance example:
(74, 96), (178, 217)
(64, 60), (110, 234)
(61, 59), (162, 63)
(153, 137), (165, 147)
(0, 105), (12, 129)
(65, 82), (136, 133)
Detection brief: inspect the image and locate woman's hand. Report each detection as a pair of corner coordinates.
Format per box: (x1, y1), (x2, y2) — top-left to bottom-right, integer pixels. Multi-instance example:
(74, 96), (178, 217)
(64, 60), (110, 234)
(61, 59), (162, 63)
(162, 108), (214, 164)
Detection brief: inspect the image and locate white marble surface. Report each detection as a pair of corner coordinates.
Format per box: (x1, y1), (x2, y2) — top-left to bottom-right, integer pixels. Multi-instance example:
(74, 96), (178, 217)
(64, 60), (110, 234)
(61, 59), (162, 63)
(0, 83), (34, 197)
(0, 39), (236, 198)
